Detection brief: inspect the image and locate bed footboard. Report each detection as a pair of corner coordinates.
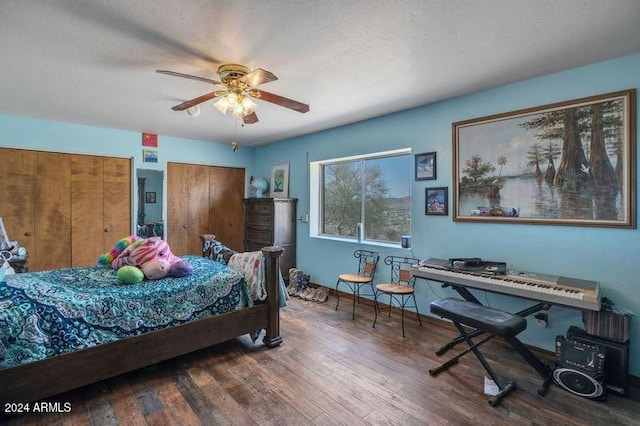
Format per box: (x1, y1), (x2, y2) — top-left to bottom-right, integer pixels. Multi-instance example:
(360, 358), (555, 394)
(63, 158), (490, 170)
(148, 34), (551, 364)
(262, 245), (284, 347)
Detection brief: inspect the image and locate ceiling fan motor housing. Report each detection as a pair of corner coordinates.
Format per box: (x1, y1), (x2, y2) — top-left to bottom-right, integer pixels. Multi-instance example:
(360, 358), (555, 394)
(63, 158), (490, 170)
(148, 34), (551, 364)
(218, 64), (251, 82)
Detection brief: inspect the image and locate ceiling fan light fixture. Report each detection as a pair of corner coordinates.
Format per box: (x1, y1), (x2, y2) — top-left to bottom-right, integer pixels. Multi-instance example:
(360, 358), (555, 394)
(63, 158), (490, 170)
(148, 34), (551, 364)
(186, 105), (200, 116)
(226, 92), (239, 106)
(215, 92), (256, 118)
(240, 96), (255, 110)
(213, 97), (229, 114)
(160, 63), (309, 124)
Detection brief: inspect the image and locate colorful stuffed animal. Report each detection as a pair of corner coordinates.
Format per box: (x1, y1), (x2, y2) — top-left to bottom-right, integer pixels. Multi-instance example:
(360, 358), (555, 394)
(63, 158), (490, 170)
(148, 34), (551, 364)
(141, 259), (171, 280)
(117, 265), (145, 284)
(99, 236), (193, 281)
(112, 237), (193, 279)
(97, 235), (139, 266)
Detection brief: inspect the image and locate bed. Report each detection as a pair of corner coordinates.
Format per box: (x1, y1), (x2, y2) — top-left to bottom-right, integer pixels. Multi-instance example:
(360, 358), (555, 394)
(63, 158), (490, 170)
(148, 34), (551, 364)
(0, 235), (283, 405)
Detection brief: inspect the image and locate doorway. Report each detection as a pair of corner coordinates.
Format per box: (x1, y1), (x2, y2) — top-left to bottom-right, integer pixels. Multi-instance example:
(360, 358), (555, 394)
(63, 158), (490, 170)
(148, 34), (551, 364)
(137, 169), (164, 239)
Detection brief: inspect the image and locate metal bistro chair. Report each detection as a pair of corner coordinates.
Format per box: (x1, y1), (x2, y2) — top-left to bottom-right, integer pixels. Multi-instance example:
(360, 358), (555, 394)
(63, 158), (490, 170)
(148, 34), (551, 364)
(335, 250), (380, 319)
(373, 255), (422, 337)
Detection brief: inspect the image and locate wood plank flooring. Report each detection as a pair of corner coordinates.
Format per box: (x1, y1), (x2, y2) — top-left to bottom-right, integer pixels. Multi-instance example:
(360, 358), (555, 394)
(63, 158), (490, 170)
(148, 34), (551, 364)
(3, 294), (639, 425)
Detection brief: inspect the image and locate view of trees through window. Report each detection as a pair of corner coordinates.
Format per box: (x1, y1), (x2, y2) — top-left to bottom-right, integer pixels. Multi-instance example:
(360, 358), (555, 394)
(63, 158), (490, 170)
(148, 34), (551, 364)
(321, 153), (411, 244)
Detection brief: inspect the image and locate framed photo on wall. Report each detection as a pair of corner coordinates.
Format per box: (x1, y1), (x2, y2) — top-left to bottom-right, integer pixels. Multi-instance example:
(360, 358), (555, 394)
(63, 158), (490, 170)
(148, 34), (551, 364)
(453, 89), (636, 228)
(415, 151), (436, 180)
(145, 192), (156, 203)
(270, 162), (290, 198)
(425, 187), (448, 216)
(143, 149), (158, 163)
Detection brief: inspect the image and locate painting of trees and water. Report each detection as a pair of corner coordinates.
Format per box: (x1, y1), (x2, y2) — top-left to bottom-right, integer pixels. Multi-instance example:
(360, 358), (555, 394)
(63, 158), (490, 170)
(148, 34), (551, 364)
(453, 90), (635, 228)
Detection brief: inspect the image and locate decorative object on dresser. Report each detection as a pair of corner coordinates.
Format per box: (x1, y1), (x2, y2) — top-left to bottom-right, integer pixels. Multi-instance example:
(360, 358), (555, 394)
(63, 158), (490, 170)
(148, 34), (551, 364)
(243, 197), (296, 279)
(249, 176), (269, 198)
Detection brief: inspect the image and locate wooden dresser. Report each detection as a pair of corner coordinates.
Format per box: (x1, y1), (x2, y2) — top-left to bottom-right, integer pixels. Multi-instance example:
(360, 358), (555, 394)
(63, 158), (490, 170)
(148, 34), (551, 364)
(243, 198), (297, 278)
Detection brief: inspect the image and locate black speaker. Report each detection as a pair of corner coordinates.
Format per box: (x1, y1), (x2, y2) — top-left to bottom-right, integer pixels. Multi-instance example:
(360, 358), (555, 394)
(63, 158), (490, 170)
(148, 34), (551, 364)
(554, 335), (607, 400)
(567, 326), (630, 397)
(553, 368), (606, 399)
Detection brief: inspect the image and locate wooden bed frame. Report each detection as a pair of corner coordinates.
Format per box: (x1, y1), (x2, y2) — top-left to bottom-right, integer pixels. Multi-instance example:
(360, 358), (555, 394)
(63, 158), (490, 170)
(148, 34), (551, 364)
(0, 239), (283, 405)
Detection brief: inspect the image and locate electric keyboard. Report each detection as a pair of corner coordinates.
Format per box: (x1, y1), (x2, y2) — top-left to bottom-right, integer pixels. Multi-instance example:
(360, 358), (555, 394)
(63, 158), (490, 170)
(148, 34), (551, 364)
(411, 258), (601, 311)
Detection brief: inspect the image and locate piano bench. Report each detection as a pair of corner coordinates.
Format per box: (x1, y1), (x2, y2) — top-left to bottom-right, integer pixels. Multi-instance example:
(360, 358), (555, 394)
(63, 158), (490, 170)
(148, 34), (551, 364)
(429, 297), (552, 407)
(430, 297), (526, 338)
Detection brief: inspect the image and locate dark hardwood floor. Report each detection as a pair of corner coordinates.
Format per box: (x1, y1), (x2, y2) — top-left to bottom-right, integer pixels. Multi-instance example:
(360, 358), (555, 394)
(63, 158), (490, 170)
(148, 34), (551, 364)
(3, 293), (639, 425)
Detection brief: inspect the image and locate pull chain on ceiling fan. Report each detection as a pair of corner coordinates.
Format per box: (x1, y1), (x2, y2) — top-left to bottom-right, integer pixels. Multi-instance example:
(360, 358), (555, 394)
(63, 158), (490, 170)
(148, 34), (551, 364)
(156, 64), (310, 125)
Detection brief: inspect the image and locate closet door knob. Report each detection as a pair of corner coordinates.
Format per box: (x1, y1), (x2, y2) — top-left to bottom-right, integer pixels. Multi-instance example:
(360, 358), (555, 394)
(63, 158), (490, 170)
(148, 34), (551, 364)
(183, 225), (188, 229)
(24, 232), (32, 237)
(104, 228), (110, 232)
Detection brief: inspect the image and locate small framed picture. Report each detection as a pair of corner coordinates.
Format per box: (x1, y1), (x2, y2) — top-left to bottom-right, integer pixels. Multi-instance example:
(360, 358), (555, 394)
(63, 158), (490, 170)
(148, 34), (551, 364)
(270, 162), (290, 198)
(142, 132), (158, 147)
(145, 192), (156, 203)
(425, 187), (448, 216)
(143, 149), (158, 163)
(415, 152), (436, 180)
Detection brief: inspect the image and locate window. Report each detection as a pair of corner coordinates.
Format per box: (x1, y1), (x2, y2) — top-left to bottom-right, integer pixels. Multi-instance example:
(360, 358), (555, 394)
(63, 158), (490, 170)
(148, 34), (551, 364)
(310, 149), (411, 245)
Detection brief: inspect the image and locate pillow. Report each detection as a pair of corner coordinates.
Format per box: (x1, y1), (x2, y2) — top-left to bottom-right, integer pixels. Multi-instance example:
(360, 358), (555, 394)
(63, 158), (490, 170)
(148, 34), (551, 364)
(202, 239), (237, 266)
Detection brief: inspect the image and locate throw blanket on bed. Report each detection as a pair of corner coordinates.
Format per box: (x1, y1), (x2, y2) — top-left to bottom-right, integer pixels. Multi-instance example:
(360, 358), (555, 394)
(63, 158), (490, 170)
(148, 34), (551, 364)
(227, 251), (290, 308)
(0, 256), (251, 370)
(228, 251), (267, 302)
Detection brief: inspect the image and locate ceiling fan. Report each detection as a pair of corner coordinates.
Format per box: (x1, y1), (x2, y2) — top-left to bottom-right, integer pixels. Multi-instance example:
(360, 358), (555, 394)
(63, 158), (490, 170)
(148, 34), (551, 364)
(156, 64), (309, 124)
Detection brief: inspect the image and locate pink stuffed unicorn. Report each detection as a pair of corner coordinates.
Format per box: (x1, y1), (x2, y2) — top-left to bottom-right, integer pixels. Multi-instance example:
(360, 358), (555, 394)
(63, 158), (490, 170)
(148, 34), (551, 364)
(99, 236), (193, 280)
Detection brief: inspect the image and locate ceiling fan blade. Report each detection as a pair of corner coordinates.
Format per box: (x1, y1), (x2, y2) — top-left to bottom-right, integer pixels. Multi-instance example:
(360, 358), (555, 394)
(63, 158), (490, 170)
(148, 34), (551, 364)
(243, 111), (259, 124)
(239, 68), (278, 87)
(251, 89), (310, 113)
(156, 70), (220, 85)
(171, 91), (221, 111)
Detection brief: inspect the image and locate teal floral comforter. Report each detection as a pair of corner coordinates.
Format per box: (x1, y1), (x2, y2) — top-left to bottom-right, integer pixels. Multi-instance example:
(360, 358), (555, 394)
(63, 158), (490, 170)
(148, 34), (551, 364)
(0, 256), (252, 370)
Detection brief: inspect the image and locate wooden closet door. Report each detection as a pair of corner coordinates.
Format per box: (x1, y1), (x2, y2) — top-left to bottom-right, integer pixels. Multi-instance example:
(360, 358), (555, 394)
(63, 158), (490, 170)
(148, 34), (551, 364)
(103, 157), (131, 252)
(167, 163), (191, 255)
(188, 164), (211, 255)
(0, 148), (35, 261)
(71, 155), (104, 267)
(209, 166), (245, 252)
(35, 152), (71, 271)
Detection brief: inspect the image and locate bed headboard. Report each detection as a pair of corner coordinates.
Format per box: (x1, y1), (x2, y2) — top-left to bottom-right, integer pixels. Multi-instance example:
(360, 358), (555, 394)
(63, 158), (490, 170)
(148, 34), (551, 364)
(200, 234), (237, 266)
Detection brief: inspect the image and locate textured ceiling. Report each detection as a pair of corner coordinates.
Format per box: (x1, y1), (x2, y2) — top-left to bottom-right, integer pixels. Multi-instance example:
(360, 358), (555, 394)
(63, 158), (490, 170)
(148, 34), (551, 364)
(1, 0), (640, 147)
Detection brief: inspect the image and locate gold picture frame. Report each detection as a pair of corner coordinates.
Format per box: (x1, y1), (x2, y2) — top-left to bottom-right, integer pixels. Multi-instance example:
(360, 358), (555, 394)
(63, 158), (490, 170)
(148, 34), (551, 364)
(452, 89), (636, 228)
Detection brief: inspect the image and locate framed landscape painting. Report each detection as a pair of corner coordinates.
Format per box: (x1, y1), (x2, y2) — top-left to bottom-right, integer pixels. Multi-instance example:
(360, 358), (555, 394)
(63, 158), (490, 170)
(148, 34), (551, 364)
(452, 89), (636, 228)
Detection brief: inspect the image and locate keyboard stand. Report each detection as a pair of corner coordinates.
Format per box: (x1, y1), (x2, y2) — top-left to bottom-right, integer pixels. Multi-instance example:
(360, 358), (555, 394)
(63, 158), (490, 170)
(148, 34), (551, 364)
(429, 298), (554, 406)
(423, 280), (551, 356)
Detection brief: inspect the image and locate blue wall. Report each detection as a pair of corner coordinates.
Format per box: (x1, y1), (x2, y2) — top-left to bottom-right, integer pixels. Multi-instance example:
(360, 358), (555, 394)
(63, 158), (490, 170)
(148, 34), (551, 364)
(255, 53), (640, 376)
